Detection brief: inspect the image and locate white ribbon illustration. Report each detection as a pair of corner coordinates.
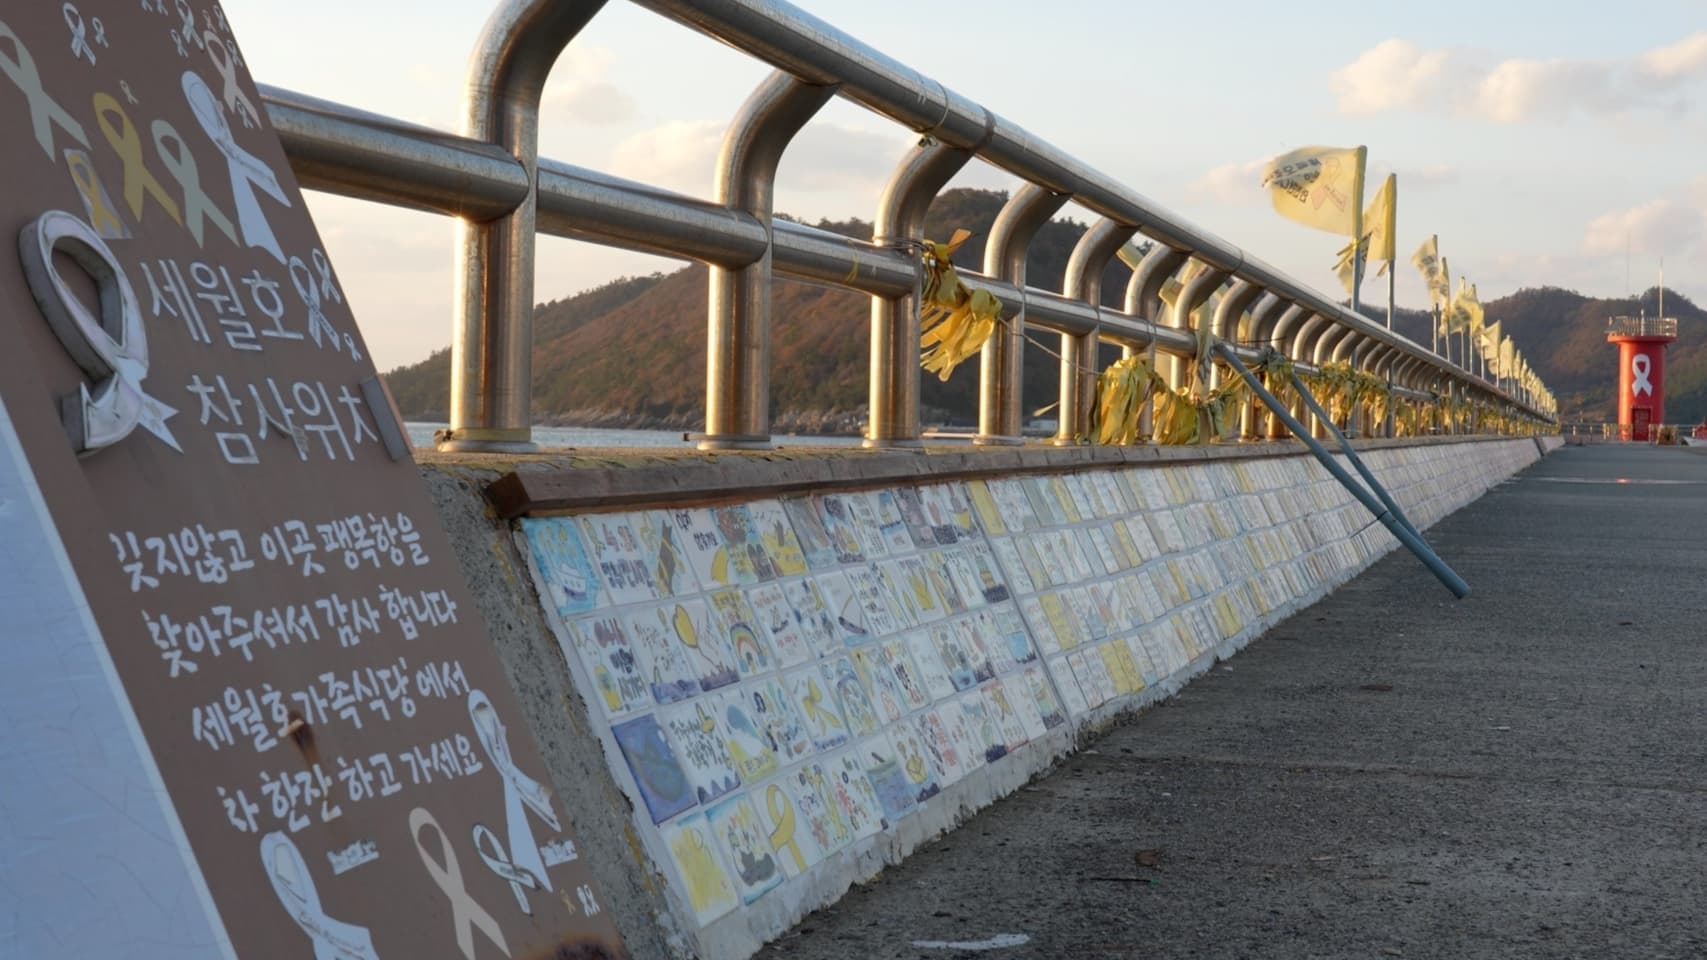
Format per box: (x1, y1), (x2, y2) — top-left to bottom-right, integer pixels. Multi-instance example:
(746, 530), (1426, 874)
(411, 808), (510, 960)
(1632, 354), (1653, 397)
(182, 68), (291, 262)
(467, 689), (560, 903)
(260, 831), (382, 960)
(62, 3), (94, 64)
(19, 210), (181, 454)
(473, 823), (539, 916)
(290, 254), (344, 350)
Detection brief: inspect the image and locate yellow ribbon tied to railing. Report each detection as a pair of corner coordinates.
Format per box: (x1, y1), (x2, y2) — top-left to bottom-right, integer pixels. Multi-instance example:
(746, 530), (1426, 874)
(918, 229), (1003, 381)
(1094, 355), (1163, 446)
(1152, 303), (1247, 445)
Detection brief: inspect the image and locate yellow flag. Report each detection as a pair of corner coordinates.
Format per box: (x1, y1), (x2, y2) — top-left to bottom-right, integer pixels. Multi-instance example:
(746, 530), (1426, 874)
(1446, 278), (1474, 333)
(1261, 145), (1367, 236)
(1366, 174), (1397, 271)
(1334, 236), (1366, 296)
(1411, 235), (1449, 307)
(1482, 319), (1502, 361)
(1498, 334), (1515, 375)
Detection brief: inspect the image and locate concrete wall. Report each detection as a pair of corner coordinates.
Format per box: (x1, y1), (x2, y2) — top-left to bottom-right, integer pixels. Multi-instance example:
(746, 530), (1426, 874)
(422, 436), (1550, 960)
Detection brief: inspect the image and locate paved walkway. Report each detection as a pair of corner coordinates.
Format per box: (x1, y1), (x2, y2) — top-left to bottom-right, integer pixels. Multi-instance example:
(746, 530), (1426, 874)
(757, 444), (1707, 960)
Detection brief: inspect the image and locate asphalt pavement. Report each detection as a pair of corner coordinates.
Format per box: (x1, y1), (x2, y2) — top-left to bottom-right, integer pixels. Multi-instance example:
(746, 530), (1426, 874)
(755, 443), (1707, 960)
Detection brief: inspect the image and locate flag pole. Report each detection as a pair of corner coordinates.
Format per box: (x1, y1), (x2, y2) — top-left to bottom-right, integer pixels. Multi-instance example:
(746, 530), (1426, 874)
(1387, 259), (1395, 331)
(1349, 147), (1367, 315)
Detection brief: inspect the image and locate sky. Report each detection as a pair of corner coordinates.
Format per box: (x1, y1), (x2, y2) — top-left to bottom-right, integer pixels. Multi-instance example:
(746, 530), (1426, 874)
(225, 0), (1707, 372)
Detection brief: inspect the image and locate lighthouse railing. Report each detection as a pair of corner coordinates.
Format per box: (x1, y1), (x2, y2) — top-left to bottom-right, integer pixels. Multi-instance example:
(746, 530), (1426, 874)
(1606, 316), (1678, 338)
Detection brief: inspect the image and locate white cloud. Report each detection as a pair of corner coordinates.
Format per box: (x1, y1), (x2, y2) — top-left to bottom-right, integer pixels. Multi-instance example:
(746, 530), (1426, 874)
(1582, 195), (1707, 256)
(607, 119), (910, 208)
(1187, 158), (1268, 204)
(1331, 32), (1707, 123)
(542, 47), (636, 126)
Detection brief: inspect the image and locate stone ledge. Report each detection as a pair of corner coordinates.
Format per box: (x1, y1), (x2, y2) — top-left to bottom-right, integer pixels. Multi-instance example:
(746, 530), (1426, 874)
(421, 435), (1529, 519)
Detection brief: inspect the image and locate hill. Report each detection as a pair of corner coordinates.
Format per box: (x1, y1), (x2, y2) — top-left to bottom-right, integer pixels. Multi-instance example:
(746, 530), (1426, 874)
(382, 188), (1696, 430)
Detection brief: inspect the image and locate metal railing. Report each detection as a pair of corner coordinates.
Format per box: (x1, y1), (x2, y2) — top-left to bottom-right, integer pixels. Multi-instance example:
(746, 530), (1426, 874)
(260, 0), (1556, 452)
(1606, 316), (1678, 339)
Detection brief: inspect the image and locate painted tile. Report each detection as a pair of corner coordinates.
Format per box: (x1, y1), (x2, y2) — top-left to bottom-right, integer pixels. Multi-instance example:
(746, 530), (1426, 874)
(579, 512), (660, 606)
(783, 495), (839, 570)
(749, 678), (814, 764)
(784, 666), (849, 752)
(715, 688), (779, 783)
(889, 722), (943, 804)
(660, 699), (741, 806)
(904, 629), (958, 701)
(706, 793), (784, 904)
(813, 494), (869, 564)
(707, 588), (775, 678)
(662, 814), (739, 924)
(781, 576), (843, 658)
(822, 656), (882, 738)
(566, 613), (651, 718)
(745, 499), (810, 577)
(856, 489), (909, 552)
(523, 516), (601, 614)
(1021, 664), (1068, 730)
(671, 507), (756, 589)
(754, 781), (823, 880)
(827, 748), (888, 839)
(612, 713), (697, 824)
(746, 580), (813, 669)
(858, 734), (920, 822)
(850, 645), (906, 725)
(780, 760), (853, 856)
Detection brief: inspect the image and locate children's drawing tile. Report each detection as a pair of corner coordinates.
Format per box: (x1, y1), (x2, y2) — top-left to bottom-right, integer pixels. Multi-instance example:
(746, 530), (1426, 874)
(578, 512), (660, 606)
(746, 580), (813, 669)
(822, 656), (882, 738)
(707, 588), (776, 678)
(612, 712), (698, 824)
(785, 666), (850, 752)
(659, 699), (742, 806)
(565, 613), (652, 718)
(857, 733), (920, 823)
(783, 496), (839, 570)
(661, 814), (740, 925)
(523, 516), (602, 614)
(904, 629), (959, 702)
(715, 688), (780, 783)
(752, 781), (823, 880)
(781, 576), (844, 658)
(624, 604), (704, 705)
(705, 792), (784, 905)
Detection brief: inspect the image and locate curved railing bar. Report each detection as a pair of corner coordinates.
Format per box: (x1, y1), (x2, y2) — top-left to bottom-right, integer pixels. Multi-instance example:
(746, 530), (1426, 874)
(1059, 218), (1138, 444)
(702, 71), (838, 449)
(865, 142), (976, 448)
(446, 0), (611, 452)
(980, 184), (1070, 444)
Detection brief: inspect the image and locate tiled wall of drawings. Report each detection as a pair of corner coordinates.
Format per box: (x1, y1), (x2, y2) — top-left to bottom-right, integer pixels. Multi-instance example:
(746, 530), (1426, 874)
(519, 440), (1537, 929)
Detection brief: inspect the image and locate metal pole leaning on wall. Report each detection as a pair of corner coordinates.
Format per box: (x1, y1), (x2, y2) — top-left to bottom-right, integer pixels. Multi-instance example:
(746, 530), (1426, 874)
(1217, 346), (1471, 599)
(703, 72), (838, 450)
(867, 141), (974, 449)
(979, 185), (1069, 445)
(1058, 219), (1138, 444)
(446, 0), (611, 453)
(1287, 370), (1425, 545)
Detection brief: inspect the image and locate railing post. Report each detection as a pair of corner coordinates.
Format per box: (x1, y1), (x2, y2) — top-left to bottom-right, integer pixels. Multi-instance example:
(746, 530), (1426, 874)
(1058, 218), (1137, 444)
(866, 141), (974, 449)
(1241, 294), (1289, 438)
(1123, 247), (1190, 441)
(978, 185), (1069, 445)
(1210, 280), (1260, 392)
(1170, 269), (1229, 391)
(701, 71), (838, 450)
(444, 0), (610, 453)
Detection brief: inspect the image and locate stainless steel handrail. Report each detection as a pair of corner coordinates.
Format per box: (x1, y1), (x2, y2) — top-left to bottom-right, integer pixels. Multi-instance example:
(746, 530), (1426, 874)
(259, 0), (1556, 450)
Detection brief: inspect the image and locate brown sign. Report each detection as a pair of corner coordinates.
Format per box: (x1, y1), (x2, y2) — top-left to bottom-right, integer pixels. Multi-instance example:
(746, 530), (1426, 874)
(0, 3), (624, 957)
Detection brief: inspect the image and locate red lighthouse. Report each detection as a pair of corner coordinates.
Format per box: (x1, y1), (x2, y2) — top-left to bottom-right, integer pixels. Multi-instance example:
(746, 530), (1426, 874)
(1606, 315), (1678, 441)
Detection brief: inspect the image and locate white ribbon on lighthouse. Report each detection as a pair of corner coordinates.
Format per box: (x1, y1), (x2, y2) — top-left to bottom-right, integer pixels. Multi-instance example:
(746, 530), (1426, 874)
(260, 831), (382, 960)
(1632, 354), (1653, 397)
(467, 689), (560, 900)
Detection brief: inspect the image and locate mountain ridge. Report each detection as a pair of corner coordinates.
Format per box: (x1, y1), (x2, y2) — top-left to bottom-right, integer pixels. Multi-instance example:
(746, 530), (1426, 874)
(382, 188), (1702, 430)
